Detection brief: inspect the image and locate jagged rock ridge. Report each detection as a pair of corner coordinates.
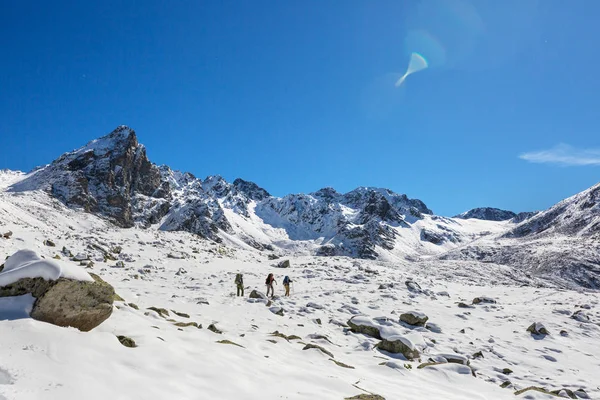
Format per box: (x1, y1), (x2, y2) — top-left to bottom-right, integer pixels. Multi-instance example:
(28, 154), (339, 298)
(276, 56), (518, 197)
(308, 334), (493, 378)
(10, 126), (443, 259)
(455, 207), (516, 221)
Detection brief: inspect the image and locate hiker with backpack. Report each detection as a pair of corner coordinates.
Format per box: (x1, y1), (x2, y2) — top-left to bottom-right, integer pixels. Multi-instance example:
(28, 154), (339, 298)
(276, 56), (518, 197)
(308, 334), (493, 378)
(283, 275), (292, 297)
(235, 273), (244, 297)
(265, 273), (277, 298)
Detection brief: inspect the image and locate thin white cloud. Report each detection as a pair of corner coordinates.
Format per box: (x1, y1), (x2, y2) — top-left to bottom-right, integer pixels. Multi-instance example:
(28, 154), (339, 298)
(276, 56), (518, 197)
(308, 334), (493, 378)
(519, 144), (600, 166)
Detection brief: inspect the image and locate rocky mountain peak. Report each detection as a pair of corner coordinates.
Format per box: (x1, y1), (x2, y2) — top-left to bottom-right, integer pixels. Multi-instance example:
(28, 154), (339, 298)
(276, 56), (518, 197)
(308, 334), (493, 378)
(232, 178), (271, 201)
(9, 126), (167, 228)
(455, 207), (517, 221)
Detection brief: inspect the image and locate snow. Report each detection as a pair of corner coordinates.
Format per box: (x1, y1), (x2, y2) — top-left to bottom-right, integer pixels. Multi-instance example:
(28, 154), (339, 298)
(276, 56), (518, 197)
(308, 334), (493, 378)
(0, 294), (35, 320)
(0, 249), (92, 287)
(0, 167), (598, 399)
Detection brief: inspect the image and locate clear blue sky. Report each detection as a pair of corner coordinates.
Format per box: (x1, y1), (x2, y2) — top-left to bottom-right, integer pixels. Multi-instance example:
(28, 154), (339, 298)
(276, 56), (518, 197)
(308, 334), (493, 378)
(1, 0), (599, 216)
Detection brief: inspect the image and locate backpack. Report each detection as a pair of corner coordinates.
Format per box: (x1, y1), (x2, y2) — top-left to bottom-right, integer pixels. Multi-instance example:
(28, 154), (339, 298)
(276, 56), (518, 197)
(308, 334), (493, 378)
(283, 276), (290, 285)
(235, 274), (243, 285)
(265, 276), (270, 285)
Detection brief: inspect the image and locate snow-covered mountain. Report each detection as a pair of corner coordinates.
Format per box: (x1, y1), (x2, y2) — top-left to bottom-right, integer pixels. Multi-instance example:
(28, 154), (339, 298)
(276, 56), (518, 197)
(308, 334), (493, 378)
(3, 126), (600, 287)
(0, 126), (599, 400)
(455, 207), (517, 221)
(440, 185), (600, 288)
(8, 126), (506, 260)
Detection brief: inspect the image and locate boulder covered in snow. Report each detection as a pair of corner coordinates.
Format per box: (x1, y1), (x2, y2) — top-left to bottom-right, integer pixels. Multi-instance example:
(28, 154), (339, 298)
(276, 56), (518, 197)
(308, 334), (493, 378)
(376, 335), (421, 360)
(276, 259), (290, 268)
(347, 316), (383, 339)
(526, 322), (549, 336)
(0, 249), (115, 331)
(400, 311), (429, 327)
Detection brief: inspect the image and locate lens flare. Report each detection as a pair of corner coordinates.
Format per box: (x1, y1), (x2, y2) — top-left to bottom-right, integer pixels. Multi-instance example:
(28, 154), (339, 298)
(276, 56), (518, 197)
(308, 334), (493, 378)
(395, 52), (428, 87)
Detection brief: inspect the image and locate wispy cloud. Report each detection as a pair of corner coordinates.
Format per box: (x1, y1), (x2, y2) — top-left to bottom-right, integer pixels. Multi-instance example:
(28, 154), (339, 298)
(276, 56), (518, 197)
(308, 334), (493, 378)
(519, 144), (600, 166)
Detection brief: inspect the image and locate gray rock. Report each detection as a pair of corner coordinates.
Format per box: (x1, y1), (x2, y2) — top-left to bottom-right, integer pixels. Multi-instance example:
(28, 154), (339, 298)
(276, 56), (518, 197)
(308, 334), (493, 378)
(249, 290), (267, 300)
(526, 322), (549, 335)
(376, 338), (420, 360)
(400, 311), (429, 327)
(347, 317), (381, 339)
(302, 343), (334, 358)
(117, 335), (137, 348)
(30, 278), (114, 332)
(276, 259), (290, 268)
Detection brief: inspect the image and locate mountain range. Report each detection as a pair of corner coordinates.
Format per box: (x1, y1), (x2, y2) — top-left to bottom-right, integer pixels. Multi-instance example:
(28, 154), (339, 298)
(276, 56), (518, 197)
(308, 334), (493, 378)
(4, 126), (600, 287)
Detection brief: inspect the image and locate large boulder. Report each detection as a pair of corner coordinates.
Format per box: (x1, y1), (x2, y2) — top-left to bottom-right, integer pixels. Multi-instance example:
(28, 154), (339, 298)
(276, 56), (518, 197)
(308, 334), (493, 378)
(400, 311), (428, 327)
(30, 278), (114, 331)
(347, 316), (382, 339)
(0, 250), (115, 331)
(376, 336), (421, 360)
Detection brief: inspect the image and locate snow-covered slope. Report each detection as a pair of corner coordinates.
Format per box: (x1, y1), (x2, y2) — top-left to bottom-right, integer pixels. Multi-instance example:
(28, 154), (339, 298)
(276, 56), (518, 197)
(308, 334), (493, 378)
(0, 184), (597, 400)
(440, 184), (600, 288)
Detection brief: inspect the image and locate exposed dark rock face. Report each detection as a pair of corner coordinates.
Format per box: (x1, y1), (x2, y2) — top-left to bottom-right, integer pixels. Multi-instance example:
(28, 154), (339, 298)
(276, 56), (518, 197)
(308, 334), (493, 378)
(233, 178), (271, 201)
(455, 207), (517, 221)
(10, 126), (169, 227)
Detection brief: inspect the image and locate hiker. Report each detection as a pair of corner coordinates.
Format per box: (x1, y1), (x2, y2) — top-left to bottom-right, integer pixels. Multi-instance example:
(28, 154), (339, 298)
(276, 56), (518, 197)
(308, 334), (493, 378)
(235, 273), (244, 297)
(283, 275), (292, 297)
(265, 273), (277, 298)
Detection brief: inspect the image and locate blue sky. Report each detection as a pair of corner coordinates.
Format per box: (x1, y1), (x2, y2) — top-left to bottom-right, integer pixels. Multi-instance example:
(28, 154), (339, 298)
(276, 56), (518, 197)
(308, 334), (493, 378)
(1, 0), (599, 216)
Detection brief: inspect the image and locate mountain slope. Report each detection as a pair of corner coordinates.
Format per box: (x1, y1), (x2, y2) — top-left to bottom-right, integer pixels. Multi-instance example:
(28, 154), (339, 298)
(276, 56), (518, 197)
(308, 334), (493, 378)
(7, 126), (504, 260)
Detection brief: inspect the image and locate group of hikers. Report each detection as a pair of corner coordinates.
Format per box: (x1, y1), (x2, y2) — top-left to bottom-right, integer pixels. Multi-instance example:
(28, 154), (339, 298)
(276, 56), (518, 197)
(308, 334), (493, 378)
(234, 272), (292, 298)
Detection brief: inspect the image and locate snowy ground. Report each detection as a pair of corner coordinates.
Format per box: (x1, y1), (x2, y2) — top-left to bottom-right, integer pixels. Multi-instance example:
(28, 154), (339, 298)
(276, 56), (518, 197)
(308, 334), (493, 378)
(0, 188), (598, 400)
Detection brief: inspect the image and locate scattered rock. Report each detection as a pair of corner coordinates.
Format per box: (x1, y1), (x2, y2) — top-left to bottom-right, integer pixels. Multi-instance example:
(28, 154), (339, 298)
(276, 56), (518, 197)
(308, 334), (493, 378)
(269, 307), (284, 316)
(249, 290), (267, 300)
(271, 331), (301, 341)
(526, 322), (549, 336)
(216, 340), (244, 348)
(405, 280), (422, 293)
(2, 231), (13, 239)
(500, 381), (512, 389)
(513, 386), (554, 397)
(400, 311), (429, 327)
(472, 351), (484, 359)
(208, 324), (223, 334)
(44, 239), (56, 247)
(457, 302), (474, 309)
(302, 343), (334, 358)
(472, 297), (496, 305)
(117, 335), (136, 348)
(376, 337), (420, 360)
(267, 254), (280, 260)
(175, 267), (187, 276)
(571, 310), (590, 323)
(147, 307), (170, 318)
(502, 368), (513, 375)
(173, 322), (200, 328)
(72, 253), (89, 262)
(128, 303), (139, 310)
(330, 358), (354, 369)
(276, 259), (290, 268)
(344, 395), (385, 400)
(347, 316), (381, 339)
(171, 310), (190, 318)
